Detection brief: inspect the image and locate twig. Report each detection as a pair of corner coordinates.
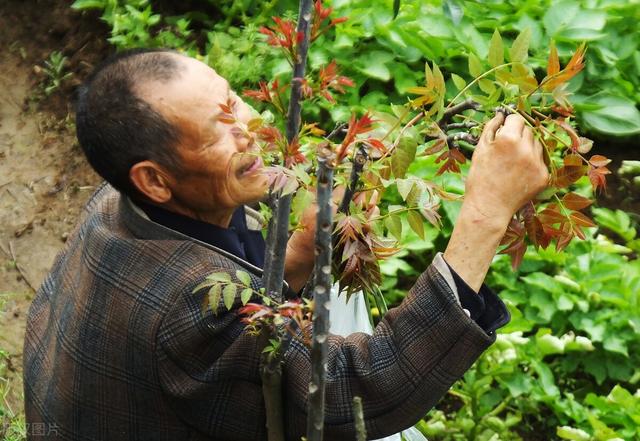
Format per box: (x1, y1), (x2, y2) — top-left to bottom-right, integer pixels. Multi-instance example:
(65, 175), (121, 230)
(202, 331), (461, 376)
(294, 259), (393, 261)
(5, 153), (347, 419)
(0, 180), (12, 189)
(439, 98), (480, 127)
(353, 396), (367, 441)
(8, 241), (36, 292)
(326, 122), (347, 142)
(445, 121), (478, 130)
(306, 148), (334, 441)
(448, 132), (478, 146)
(338, 147), (367, 214)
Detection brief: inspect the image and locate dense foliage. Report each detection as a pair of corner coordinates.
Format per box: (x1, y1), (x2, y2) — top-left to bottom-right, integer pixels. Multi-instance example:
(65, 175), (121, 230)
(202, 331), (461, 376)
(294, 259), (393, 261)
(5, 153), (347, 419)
(72, 0), (640, 137)
(68, 1), (640, 440)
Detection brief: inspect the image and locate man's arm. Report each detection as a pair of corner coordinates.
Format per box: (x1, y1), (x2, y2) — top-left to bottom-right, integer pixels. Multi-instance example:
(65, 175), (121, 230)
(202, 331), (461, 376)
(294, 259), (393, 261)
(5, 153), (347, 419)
(444, 113), (549, 291)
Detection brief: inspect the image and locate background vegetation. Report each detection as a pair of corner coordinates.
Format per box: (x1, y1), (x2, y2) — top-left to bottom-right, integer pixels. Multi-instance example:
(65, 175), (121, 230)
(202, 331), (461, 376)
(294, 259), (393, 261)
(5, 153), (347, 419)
(3, 0), (637, 440)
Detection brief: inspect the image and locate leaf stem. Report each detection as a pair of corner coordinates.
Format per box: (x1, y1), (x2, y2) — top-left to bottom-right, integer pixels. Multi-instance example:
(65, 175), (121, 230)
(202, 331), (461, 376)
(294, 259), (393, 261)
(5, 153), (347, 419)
(446, 63), (516, 110)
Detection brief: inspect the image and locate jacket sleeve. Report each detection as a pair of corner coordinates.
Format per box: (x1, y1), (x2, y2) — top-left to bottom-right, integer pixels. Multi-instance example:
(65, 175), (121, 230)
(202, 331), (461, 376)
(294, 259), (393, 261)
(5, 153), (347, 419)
(155, 259), (498, 441)
(283, 264), (497, 439)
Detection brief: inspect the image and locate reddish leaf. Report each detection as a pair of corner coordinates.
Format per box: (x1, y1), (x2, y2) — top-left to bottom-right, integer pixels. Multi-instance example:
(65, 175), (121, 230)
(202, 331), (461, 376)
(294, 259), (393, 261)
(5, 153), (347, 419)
(570, 211), (596, 228)
(365, 138), (387, 153)
(499, 217), (526, 270)
(555, 223), (574, 252)
(547, 41), (560, 77)
(564, 154), (583, 166)
(423, 138), (446, 155)
(538, 204), (566, 225)
(556, 119), (581, 152)
(554, 165), (587, 187)
(588, 165), (611, 193)
(522, 202), (545, 249)
(217, 116), (236, 125)
(562, 192), (592, 211)
(589, 154), (612, 167)
(542, 42), (586, 91)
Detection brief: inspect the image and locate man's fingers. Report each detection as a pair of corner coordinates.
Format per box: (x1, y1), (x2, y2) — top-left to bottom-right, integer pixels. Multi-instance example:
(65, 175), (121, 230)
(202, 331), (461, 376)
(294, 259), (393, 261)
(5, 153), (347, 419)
(500, 114), (526, 138)
(481, 113), (505, 143)
(523, 125), (534, 147)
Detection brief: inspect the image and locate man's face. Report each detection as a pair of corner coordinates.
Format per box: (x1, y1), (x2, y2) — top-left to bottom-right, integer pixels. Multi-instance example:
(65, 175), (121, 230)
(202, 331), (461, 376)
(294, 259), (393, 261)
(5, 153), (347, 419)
(140, 55), (268, 216)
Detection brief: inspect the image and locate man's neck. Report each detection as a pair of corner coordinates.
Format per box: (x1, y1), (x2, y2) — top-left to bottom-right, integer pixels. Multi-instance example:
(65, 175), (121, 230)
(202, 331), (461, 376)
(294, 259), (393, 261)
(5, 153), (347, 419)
(145, 199), (235, 228)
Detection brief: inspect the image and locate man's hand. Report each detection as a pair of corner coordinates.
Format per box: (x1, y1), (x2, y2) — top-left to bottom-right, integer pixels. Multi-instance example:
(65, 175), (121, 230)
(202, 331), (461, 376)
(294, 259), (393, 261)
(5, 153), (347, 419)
(284, 187), (345, 293)
(444, 113), (549, 292)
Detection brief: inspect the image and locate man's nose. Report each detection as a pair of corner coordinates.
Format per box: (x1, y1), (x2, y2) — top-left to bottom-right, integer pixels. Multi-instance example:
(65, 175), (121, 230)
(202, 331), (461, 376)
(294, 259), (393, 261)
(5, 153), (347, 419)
(233, 128), (254, 152)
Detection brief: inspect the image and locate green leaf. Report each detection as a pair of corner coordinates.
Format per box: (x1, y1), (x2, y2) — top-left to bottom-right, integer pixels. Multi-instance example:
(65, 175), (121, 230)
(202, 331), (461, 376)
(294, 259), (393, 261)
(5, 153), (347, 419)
(192, 280), (215, 294)
(207, 272), (231, 282)
(396, 180), (414, 201)
(468, 52), (483, 78)
(407, 210), (425, 239)
(359, 63), (391, 81)
(592, 207), (636, 242)
(509, 28), (531, 63)
(488, 29), (504, 67)
(556, 426), (591, 441)
(391, 138), (417, 178)
(392, 0), (400, 19)
(442, 0), (463, 25)
(603, 335), (628, 356)
(291, 188), (314, 225)
(384, 214), (402, 240)
(71, 0), (105, 9)
(223, 283), (237, 311)
(432, 62), (445, 98)
(240, 288), (253, 305)
(451, 73), (466, 91)
(577, 94), (640, 136)
(208, 284), (222, 313)
(478, 79), (496, 94)
(236, 270), (252, 287)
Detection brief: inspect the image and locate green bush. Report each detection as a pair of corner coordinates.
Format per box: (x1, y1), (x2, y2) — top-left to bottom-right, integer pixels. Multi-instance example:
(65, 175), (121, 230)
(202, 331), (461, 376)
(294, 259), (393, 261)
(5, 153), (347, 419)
(72, 0), (640, 137)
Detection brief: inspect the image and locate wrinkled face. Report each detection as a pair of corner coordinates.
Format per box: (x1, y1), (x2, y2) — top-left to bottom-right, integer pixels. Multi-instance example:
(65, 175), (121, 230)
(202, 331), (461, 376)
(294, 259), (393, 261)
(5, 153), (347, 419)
(140, 54), (268, 214)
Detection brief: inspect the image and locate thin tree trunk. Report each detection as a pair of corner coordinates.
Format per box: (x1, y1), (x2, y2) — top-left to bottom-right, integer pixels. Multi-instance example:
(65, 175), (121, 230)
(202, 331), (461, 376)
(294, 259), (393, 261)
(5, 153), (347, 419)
(352, 396), (366, 441)
(259, 330), (285, 441)
(306, 149), (334, 441)
(259, 1), (314, 440)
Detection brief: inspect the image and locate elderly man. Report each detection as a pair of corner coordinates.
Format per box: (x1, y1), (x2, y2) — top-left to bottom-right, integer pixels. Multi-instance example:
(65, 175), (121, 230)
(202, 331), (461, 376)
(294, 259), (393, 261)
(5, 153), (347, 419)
(23, 49), (548, 441)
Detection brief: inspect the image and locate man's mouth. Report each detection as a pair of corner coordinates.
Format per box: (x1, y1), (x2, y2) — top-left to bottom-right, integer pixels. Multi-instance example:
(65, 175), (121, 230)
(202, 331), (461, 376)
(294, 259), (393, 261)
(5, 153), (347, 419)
(240, 156), (264, 176)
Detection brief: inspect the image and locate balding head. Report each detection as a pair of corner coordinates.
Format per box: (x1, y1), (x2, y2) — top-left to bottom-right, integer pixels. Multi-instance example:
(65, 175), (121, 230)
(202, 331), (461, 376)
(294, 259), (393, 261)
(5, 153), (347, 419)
(76, 49), (185, 196)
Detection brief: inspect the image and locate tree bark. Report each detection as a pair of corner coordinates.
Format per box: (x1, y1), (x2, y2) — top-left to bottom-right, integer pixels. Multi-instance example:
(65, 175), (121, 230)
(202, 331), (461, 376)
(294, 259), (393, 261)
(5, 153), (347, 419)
(306, 149), (334, 441)
(259, 1), (314, 440)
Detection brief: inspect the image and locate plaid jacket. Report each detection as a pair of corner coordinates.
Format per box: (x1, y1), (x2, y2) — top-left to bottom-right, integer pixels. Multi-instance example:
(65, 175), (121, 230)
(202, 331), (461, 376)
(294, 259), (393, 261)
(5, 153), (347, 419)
(23, 184), (496, 441)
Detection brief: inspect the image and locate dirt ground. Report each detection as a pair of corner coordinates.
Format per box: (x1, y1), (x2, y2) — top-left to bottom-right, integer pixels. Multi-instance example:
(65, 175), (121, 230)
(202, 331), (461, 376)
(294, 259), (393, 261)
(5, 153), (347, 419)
(0, 0), (106, 419)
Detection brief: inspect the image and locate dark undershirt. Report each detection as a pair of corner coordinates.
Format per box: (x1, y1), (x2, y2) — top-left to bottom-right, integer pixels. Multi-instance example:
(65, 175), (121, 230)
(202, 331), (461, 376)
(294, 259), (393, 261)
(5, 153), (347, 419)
(138, 202), (509, 335)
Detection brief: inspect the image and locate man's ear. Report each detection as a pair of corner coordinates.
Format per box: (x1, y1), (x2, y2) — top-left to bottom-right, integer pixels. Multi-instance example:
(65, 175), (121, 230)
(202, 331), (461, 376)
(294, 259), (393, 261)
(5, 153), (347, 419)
(129, 161), (173, 203)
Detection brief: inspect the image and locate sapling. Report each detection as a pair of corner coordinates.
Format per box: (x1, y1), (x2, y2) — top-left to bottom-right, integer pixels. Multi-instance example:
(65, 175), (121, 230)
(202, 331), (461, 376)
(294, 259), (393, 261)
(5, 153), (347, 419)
(197, 1), (611, 439)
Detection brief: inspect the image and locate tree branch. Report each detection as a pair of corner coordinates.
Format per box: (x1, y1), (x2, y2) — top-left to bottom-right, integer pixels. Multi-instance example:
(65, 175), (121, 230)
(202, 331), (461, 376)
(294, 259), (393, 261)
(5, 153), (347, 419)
(338, 146), (367, 215)
(262, 0), (314, 303)
(445, 121), (478, 130)
(448, 132), (478, 146)
(306, 148), (334, 441)
(439, 98), (480, 127)
(260, 330), (285, 441)
(259, 2), (314, 441)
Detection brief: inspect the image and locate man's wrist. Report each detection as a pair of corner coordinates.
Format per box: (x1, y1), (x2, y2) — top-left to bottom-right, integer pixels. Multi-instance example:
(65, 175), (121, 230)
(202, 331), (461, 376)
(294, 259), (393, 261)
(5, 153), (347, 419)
(443, 200), (510, 292)
(459, 197), (512, 235)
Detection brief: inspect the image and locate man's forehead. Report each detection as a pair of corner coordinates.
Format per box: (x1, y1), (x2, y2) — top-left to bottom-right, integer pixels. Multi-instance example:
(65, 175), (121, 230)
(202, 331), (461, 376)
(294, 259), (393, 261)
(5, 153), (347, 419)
(137, 55), (230, 112)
